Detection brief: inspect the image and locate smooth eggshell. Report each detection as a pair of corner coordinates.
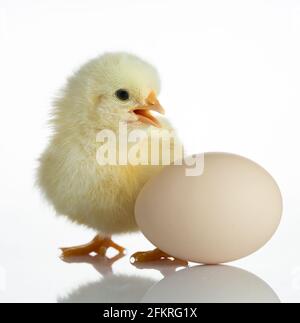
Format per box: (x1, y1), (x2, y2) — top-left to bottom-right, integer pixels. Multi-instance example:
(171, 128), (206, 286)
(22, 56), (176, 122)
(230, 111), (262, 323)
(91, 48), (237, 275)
(135, 153), (283, 264)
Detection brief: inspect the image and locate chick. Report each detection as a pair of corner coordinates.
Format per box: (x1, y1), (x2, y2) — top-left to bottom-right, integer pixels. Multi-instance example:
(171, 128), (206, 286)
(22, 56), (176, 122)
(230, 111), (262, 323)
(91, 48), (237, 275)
(38, 52), (185, 263)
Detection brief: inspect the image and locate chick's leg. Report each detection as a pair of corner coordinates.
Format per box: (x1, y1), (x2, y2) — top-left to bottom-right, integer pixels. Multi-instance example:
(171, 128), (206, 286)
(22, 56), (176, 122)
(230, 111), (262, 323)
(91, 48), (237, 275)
(60, 235), (125, 258)
(131, 248), (188, 265)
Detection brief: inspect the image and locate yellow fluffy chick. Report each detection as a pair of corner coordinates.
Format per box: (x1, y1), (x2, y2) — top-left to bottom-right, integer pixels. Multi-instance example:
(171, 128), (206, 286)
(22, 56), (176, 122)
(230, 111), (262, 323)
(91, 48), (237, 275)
(38, 52), (185, 264)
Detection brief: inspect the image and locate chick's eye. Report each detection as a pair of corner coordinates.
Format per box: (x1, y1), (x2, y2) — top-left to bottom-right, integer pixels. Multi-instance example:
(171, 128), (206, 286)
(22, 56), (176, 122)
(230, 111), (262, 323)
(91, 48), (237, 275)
(115, 89), (129, 101)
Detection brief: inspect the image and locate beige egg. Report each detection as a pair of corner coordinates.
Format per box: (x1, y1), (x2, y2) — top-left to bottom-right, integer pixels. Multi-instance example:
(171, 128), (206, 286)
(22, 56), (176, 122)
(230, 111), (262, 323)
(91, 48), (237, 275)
(135, 153), (283, 264)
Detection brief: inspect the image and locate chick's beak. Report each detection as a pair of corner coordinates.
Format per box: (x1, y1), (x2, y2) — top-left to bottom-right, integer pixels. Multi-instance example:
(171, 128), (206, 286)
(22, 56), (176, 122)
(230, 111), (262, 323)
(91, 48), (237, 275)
(132, 91), (165, 128)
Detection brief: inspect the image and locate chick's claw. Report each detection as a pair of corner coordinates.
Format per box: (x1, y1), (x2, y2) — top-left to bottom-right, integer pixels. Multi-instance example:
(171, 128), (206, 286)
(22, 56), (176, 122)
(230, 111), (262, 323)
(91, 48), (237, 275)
(130, 248), (188, 265)
(60, 235), (125, 259)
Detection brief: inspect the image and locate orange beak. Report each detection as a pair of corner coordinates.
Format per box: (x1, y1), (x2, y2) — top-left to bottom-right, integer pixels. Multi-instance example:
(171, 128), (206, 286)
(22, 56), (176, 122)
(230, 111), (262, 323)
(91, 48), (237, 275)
(132, 91), (165, 128)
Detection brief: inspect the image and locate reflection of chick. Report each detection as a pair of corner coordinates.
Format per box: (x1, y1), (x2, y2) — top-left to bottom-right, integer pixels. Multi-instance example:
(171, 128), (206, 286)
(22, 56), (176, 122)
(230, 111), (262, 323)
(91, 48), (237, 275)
(38, 53), (184, 262)
(58, 275), (156, 303)
(59, 254), (185, 303)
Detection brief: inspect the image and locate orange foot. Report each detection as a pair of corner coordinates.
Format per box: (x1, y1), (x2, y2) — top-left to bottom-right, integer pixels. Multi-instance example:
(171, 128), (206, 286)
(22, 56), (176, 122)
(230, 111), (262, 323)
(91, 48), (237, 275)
(130, 248), (188, 265)
(60, 235), (125, 258)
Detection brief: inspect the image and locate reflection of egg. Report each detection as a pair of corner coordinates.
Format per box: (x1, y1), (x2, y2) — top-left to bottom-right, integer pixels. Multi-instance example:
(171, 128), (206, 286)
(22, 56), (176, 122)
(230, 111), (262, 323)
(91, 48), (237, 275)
(141, 265), (280, 303)
(135, 153), (283, 264)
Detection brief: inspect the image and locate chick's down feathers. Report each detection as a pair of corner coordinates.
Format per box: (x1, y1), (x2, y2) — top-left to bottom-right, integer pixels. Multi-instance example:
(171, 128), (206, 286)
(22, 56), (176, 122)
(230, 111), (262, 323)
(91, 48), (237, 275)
(38, 52), (180, 235)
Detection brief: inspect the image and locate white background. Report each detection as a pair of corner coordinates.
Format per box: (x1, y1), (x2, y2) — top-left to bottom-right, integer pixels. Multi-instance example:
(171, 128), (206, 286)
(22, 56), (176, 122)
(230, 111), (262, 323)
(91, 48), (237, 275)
(0, 0), (299, 303)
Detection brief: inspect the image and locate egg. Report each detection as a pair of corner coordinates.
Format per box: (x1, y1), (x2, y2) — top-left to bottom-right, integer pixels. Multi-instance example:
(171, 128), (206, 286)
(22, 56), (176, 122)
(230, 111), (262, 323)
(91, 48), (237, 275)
(135, 152), (283, 264)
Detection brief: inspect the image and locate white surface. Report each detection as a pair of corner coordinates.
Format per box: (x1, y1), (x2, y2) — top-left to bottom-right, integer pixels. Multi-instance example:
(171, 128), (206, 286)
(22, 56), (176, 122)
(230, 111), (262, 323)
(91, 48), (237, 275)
(0, 0), (300, 303)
